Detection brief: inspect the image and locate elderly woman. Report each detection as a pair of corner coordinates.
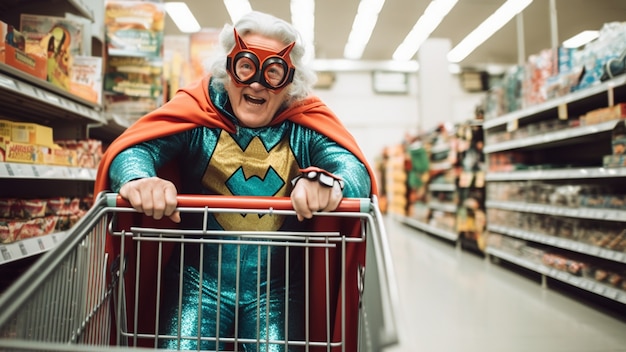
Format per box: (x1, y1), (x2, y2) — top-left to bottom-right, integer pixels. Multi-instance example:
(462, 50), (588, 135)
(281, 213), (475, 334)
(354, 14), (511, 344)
(95, 10), (375, 351)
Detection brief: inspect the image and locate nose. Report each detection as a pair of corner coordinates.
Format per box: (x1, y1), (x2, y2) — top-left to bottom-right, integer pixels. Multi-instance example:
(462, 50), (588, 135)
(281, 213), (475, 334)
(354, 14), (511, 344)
(248, 81), (265, 91)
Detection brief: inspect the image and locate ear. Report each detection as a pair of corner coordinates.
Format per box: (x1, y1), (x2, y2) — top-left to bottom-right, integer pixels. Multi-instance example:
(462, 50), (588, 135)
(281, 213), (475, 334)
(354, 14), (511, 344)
(233, 28), (248, 50)
(278, 41), (296, 58)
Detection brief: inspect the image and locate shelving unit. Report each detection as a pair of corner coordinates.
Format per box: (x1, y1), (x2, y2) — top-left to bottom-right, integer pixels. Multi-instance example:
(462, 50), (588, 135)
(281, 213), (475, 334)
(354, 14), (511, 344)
(0, 0), (106, 273)
(398, 126), (461, 243)
(483, 75), (626, 306)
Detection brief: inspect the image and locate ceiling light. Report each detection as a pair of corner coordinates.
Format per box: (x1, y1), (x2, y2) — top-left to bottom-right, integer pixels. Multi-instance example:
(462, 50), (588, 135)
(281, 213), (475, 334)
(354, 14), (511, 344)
(224, 0), (252, 24)
(447, 0), (533, 63)
(164, 2), (201, 33)
(392, 0), (459, 61)
(343, 0), (386, 60)
(562, 30), (599, 48)
(291, 0), (315, 62)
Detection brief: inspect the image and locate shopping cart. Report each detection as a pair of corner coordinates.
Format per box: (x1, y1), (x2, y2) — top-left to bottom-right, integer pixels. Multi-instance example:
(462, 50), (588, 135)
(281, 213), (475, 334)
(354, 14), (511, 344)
(0, 192), (398, 352)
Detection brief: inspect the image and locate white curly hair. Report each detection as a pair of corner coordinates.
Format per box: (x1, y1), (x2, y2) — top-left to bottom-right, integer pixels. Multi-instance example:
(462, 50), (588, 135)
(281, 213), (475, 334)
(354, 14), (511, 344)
(208, 11), (317, 103)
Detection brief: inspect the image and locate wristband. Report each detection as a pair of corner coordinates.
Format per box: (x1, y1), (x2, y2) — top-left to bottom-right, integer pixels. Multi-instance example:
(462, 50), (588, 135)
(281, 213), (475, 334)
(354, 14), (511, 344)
(291, 167), (345, 190)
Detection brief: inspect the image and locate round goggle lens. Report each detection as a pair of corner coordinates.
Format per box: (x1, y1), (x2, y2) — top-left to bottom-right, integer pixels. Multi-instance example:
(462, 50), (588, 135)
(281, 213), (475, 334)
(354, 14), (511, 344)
(263, 62), (287, 87)
(234, 56), (257, 82)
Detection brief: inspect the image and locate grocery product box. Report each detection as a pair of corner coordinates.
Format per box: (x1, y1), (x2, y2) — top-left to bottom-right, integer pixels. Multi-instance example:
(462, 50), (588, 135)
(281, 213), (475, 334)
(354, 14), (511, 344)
(10, 122), (54, 147)
(612, 119), (626, 155)
(581, 103), (626, 125)
(40, 145), (77, 166)
(0, 21), (6, 63)
(603, 154), (626, 168)
(3, 24), (47, 80)
(20, 14), (85, 90)
(0, 138), (38, 163)
(0, 120), (10, 139)
(70, 56), (103, 104)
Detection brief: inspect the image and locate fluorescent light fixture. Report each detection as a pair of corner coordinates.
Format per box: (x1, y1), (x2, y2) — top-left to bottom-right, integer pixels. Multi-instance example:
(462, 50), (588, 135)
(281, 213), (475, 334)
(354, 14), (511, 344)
(343, 0), (386, 60)
(291, 0), (316, 62)
(164, 2), (201, 33)
(392, 0), (458, 61)
(224, 0), (252, 24)
(562, 30), (599, 48)
(447, 0), (533, 63)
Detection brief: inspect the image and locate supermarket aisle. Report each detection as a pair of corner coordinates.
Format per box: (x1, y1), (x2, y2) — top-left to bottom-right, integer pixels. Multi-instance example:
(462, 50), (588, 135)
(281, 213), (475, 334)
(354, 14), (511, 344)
(381, 216), (626, 352)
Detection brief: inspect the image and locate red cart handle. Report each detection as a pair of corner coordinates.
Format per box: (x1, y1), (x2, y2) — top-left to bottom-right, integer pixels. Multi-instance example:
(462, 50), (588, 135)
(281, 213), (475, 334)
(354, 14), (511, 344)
(106, 193), (371, 213)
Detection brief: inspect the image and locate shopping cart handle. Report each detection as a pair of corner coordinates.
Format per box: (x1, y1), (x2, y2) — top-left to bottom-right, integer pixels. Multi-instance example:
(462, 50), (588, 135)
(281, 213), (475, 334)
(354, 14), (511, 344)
(106, 193), (371, 213)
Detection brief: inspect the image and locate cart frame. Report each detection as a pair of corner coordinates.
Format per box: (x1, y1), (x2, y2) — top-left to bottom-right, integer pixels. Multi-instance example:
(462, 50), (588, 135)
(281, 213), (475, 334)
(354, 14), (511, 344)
(0, 193), (399, 352)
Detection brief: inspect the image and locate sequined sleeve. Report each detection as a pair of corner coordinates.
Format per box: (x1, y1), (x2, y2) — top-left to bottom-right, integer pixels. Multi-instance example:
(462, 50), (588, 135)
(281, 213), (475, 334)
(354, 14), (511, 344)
(301, 129), (371, 198)
(108, 133), (188, 192)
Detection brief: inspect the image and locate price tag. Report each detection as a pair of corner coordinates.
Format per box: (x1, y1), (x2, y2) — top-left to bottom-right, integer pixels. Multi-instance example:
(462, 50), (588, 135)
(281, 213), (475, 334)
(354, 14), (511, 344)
(10, 163), (35, 177)
(18, 243), (27, 256)
(506, 119), (518, 132)
(0, 75), (17, 89)
(4, 163), (14, 176)
(558, 104), (568, 120)
(42, 92), (61, 105)
(0, 163), (10, 177)
(0, 246), (10, 261)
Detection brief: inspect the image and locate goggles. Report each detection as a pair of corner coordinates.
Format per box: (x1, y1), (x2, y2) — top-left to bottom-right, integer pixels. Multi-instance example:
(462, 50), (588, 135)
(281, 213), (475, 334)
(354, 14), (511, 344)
(226, 29), (296, 92)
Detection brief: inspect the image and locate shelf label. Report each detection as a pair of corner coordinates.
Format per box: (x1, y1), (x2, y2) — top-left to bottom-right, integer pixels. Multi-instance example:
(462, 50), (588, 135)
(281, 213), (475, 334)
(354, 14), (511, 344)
(0, 246), (10, 261)
(506, 119), (518, 132)
(0, 75), (17, 90)
(558, 104), (568, 120)
(3, 163), (14, 176)
(18, 243), (27, 256)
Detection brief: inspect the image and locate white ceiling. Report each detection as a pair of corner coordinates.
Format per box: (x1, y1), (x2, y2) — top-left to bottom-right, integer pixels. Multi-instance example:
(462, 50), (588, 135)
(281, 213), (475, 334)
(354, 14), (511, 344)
(164, 0), (626, 71)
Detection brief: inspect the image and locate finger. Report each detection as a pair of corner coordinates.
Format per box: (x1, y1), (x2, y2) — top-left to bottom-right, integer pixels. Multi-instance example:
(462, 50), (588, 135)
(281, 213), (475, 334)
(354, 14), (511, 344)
(316, 183), (331, 211)
(169, 210), (181, 223)
(321, 182), (343, 212)
(164, 185), (180, 223)
(291, 181), (314, 221)
(120, 182), (144, 214)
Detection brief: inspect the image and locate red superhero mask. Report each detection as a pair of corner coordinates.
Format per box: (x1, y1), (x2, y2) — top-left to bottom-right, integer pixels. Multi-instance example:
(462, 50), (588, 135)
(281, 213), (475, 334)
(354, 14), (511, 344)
(226, 29), (296, 93)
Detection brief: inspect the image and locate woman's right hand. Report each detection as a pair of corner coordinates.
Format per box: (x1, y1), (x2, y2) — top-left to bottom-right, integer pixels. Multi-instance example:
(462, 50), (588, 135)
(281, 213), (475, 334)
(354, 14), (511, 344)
(119, 177), (181, 223)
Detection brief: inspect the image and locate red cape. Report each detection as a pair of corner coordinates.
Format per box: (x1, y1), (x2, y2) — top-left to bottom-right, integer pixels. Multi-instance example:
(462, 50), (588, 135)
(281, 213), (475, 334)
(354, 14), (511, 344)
(95, 76), (377, 351)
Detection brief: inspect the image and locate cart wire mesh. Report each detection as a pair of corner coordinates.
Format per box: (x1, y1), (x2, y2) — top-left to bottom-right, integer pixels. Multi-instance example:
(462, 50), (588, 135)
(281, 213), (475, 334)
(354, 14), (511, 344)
(0, 193), (399, 352)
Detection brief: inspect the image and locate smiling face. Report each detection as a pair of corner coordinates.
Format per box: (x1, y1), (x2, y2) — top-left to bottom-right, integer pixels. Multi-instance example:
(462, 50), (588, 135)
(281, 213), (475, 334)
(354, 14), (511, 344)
(225, 32), (294, 128)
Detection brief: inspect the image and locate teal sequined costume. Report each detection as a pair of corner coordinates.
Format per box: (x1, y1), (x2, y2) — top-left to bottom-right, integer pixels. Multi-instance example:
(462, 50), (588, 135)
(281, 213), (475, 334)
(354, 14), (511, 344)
(109, 79), (371, 351)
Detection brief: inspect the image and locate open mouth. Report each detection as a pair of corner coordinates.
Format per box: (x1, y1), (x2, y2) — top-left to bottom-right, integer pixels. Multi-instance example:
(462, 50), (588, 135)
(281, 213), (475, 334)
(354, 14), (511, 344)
(244, 94), (266, 105)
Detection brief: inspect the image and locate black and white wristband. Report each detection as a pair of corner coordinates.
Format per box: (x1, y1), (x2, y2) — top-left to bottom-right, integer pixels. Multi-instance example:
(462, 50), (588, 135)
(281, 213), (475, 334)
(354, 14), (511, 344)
(290, 167), (345, 190)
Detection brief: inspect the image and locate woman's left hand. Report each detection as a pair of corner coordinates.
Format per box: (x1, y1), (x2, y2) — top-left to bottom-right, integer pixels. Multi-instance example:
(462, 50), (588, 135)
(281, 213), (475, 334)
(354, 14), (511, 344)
(290, 178), (343, 221)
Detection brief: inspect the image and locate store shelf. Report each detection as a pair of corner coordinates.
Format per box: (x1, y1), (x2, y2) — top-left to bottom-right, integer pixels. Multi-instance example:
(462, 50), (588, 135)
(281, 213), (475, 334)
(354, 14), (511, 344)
(398, 216), (458, 242)
(0, 0), (94, 22)
(428, 183), (456, 192)
(486, 167), (626, 181)
(486, 200), (626, 223)
(483, 120), (617, 154)
(483, 75), (626, 130)
(428, 202), (457, 213)
(486, 247), (626, 305)
(0, 231), (69, 265)
(0, 162), (97, 181)
(488, 224), (626, 264)
(0, 64), (105, 125)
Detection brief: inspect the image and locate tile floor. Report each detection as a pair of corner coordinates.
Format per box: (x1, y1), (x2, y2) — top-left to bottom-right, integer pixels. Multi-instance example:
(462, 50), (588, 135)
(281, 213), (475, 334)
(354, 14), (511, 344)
(380, 216), (626, 352)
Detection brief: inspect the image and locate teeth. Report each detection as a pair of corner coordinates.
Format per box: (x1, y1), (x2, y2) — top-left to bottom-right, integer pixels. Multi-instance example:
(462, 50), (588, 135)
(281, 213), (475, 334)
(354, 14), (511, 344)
(244, 94), (265, 105)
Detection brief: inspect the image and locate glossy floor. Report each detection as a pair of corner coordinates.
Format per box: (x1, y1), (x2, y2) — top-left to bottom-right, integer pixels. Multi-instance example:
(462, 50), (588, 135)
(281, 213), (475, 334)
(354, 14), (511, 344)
(381, 216), (626, 352)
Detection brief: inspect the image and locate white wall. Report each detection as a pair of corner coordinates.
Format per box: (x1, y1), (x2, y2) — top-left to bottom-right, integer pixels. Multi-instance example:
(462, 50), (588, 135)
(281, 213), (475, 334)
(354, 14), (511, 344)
(313, 71), (485, 167)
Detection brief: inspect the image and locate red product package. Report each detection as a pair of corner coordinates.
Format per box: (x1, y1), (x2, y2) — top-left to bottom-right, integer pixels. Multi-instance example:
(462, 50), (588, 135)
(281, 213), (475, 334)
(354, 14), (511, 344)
(17, 218), (45, 240)
(21, 199), (47, 218)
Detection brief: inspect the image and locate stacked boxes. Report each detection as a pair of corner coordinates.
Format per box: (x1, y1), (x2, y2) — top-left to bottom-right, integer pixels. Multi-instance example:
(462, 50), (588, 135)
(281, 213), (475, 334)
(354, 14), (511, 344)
(604, 119), (626, 167)
(0, 120), (75, 166)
